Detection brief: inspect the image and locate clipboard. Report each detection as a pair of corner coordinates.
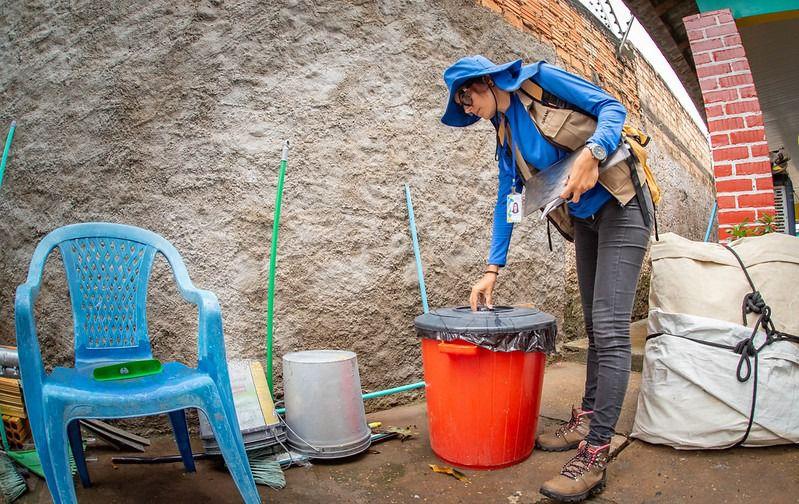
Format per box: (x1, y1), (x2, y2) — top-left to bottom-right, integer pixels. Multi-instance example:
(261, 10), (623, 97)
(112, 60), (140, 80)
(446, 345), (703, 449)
(523, 143), (632, 219)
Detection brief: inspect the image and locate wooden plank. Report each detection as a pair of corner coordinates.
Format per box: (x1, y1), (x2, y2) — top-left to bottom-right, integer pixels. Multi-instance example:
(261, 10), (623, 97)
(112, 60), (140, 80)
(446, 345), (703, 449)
(80, 420), (149, 452)
(250, 361), (280, 427)
(0, 377), (21, 391)
(82, 419), (150, 446)
(0, 393), (23, 402)
(0, 405), (26, 417)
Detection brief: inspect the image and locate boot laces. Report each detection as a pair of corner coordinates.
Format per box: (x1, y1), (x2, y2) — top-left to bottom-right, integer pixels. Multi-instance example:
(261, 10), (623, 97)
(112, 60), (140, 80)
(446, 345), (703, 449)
(555, 408), (591, 438)
(561, 443), (609, 480)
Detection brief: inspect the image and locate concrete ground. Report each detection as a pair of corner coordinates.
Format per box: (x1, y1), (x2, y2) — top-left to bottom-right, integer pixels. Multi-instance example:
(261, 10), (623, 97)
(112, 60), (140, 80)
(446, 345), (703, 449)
(18, 361), (799, 503)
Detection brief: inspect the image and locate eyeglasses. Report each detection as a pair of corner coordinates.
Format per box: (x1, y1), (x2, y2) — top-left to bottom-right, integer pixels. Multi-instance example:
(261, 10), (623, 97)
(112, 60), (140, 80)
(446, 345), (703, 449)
(456, 86), (473, 108)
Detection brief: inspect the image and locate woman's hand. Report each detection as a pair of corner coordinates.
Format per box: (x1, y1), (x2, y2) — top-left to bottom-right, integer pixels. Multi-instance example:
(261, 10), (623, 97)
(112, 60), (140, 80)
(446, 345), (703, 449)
(470, 269), (499, 311)
(560, 147), (600, 204)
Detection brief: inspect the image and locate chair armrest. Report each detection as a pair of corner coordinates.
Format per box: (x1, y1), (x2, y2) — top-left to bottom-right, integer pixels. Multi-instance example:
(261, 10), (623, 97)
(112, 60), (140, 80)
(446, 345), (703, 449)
(190, 289), (229, 374)
(15, 283), (46, 395)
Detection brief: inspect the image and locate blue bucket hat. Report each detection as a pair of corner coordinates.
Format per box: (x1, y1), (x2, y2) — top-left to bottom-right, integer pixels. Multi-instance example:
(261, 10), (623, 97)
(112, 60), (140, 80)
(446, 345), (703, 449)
(441, 55), (543, 127)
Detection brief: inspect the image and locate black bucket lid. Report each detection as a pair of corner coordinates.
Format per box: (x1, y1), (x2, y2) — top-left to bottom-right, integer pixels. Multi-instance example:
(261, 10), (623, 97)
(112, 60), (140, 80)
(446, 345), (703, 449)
(414, 306), (556, 353)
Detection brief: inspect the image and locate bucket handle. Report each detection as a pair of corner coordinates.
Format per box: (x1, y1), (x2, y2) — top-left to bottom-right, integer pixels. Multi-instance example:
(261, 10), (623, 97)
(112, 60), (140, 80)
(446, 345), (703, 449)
(437, 342), (478, 356)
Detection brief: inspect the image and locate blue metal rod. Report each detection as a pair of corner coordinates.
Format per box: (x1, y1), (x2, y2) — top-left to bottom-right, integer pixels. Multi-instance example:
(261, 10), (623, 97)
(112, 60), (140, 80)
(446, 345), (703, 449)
(704, 200), (718, 242)
(404, 183), (429, 314)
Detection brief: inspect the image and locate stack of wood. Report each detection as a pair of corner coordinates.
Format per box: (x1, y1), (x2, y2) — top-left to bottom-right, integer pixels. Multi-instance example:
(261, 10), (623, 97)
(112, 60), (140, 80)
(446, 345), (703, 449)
(0, 374), (31, 449)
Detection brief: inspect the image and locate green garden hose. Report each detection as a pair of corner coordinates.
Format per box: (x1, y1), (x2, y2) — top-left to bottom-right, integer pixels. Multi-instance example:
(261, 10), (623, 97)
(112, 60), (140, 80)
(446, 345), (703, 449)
(266, 140), (290, 395)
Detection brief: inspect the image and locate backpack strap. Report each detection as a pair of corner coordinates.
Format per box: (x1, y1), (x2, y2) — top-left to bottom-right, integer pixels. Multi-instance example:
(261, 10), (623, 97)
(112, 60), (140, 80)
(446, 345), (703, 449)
(626, 152), (652, 229)
(518, 79), (578, 111)
(498, 116), (536, 183)
(519, 80), (544, 102)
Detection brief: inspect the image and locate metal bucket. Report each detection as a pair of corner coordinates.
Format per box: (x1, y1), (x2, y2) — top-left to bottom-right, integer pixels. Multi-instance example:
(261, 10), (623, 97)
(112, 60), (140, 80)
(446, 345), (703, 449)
(283, 350), (371, 459)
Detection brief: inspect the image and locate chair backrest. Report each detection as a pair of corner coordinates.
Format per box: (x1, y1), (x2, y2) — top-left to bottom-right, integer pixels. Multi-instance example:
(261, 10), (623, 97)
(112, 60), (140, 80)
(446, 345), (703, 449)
(30, 223), (188, 367)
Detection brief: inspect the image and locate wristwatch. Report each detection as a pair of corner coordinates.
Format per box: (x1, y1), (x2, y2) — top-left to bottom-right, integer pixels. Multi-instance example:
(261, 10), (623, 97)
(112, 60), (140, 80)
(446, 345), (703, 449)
(586, 143), (607, 162)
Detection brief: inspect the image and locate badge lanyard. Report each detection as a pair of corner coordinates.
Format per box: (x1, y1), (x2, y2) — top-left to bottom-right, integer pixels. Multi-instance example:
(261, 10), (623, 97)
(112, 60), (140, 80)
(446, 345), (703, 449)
(503, 116), (523, 224)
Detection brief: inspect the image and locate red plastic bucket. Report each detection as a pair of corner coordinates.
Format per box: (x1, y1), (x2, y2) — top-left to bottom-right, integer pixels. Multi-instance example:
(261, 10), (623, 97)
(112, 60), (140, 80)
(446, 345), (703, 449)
(421, 338), (546, 469)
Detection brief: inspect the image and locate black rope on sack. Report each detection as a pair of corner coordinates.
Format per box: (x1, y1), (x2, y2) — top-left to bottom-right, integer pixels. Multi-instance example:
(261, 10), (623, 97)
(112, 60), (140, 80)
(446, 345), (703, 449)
(722, 244), (799, 448)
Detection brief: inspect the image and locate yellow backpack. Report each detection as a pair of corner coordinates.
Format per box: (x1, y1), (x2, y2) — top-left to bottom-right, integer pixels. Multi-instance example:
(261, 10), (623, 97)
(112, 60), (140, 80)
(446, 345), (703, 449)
(622, 124), (662, 206)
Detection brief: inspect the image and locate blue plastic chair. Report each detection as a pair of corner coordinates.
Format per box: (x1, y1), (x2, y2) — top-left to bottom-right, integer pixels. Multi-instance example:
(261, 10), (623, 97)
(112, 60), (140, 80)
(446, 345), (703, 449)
(15, 223), (261, 504)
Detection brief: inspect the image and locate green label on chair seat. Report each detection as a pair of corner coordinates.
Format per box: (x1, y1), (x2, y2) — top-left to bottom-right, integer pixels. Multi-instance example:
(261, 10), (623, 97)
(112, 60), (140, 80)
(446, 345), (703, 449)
(93, 359), (163, 381)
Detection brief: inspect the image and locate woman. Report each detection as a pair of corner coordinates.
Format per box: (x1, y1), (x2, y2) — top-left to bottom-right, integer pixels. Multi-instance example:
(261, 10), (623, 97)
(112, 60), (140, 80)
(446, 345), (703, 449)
(441, 55), (652, 502)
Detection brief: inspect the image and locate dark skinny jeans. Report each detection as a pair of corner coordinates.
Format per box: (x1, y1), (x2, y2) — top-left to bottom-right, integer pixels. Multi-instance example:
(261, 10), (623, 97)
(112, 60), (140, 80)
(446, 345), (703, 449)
(574, 193), (652, 446)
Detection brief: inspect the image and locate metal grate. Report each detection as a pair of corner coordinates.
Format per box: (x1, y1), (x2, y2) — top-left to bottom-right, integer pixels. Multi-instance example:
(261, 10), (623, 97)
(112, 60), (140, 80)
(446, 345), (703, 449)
(774, 185), (787, 233)
(63, 238), (149, 349)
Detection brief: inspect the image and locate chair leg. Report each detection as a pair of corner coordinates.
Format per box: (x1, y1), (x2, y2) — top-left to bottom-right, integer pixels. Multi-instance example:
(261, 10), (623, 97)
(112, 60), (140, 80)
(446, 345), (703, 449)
(168, 409), (196, 473)
(28, 410), (69, 504)
(45, 421), (80, 503)
(67, 420), (91, 488)
(200, 392), (261, 504)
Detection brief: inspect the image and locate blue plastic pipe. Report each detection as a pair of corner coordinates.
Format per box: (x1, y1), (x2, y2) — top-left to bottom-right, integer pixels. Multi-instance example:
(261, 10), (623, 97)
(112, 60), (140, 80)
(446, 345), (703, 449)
(404, 183), (429, 314)
(704, 200), (718, 242)
(0, 120), (16, 189)
(362, 381), (425, 400)
(275, 382), (426, 415)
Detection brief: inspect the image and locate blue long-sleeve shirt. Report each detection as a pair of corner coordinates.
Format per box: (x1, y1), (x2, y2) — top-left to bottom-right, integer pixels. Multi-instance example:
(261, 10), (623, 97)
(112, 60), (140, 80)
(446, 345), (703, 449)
(487, 63), (627, 266)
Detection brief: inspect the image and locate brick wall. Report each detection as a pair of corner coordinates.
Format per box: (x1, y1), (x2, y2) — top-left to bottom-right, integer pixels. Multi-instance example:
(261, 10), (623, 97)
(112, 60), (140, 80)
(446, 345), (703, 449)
(633, 53), (712, 182)
(684, 9), (775, 239)
(477, 0), (712, 182)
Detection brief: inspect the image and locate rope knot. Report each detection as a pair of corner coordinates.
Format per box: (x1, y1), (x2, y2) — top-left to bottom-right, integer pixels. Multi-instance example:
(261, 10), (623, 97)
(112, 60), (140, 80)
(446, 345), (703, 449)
(744, 291), (765, 315)
(734, 337), (756, 357)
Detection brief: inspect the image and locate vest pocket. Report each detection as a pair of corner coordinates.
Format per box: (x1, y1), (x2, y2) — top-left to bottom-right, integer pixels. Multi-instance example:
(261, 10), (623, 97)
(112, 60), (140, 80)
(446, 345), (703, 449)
(531, 103), (596, 151)
(598, 161), (632, 194)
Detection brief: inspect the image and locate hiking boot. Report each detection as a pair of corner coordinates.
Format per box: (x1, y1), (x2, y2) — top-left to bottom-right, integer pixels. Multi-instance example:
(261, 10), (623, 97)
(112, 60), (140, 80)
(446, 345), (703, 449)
(539, 441), (611, 503)
(536, 406), (592, 452)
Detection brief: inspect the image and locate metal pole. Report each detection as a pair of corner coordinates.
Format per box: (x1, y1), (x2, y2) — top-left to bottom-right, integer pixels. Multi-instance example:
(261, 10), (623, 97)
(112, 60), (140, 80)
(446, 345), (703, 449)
(617, 16), (635, 58)
(404, 183), (429, 314)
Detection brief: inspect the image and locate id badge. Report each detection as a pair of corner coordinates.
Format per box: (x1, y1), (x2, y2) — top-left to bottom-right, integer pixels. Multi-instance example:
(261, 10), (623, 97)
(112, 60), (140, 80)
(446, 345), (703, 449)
(506, 192), (523, 223)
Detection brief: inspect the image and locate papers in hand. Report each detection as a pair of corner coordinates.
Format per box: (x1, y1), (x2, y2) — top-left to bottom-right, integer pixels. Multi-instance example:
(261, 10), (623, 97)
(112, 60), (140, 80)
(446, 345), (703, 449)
(540, 197), (566, 220)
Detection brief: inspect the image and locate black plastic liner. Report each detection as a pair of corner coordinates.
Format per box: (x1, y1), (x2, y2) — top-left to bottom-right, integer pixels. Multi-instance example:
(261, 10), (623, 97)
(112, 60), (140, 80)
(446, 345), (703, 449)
(414, 306), (557, 353)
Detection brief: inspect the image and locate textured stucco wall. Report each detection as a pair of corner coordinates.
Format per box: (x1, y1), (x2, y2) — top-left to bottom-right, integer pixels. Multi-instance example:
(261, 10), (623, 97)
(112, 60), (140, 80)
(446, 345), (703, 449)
(0, 0), (713, 421)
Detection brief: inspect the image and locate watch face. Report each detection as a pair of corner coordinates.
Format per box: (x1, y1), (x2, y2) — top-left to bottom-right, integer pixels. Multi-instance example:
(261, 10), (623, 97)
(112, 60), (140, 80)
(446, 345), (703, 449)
(591, 144), (607, 160)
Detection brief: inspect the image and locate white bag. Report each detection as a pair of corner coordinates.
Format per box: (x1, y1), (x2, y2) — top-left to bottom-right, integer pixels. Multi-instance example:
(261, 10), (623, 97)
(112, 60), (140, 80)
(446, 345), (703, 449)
(631, 310), (799, 449)
(649, 232), (799, 335)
